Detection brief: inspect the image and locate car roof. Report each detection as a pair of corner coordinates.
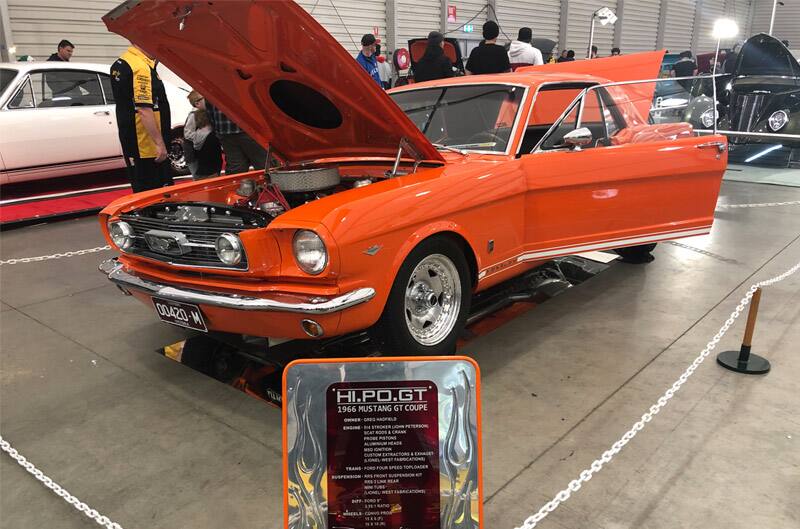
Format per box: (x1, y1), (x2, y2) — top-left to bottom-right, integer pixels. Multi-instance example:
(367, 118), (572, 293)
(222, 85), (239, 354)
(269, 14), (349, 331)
(0, 62), (111, 74)
(389, 72), (612, 94)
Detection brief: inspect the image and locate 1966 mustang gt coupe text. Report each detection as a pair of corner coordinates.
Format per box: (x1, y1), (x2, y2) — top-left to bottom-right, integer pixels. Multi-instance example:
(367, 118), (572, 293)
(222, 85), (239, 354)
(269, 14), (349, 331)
(98, 0), (726, 356)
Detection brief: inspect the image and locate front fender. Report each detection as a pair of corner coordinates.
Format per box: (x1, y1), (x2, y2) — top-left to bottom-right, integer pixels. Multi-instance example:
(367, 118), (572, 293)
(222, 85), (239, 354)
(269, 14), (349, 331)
(389, 221), (480, 288)
(332, 221), (481, 335)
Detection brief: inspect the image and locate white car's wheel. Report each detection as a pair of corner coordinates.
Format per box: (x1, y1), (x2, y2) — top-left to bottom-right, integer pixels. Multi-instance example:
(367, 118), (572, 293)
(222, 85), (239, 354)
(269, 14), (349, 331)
(168, 132), (189, 176)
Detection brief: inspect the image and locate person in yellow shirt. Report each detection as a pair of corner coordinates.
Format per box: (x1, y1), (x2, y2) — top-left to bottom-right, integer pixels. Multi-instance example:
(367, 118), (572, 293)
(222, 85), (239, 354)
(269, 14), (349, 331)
(110, 45), (172, 192)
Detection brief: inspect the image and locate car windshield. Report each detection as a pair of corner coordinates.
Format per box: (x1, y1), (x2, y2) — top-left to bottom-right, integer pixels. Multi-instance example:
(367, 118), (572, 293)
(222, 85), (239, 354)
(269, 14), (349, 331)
(0, 68), (17, 94)
(390, 84), (525, 153)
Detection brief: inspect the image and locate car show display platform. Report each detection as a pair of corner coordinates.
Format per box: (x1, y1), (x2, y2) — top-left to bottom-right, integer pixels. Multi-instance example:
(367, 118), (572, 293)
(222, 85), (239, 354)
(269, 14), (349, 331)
(0, 170), (130, 228)
(157, 255), (611, 408)
(0, 172), (192, 228)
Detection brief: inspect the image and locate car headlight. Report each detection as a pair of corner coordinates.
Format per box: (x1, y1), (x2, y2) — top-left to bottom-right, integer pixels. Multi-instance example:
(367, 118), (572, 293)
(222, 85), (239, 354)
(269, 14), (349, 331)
(700, 108), (717, 128)
(293, 230), (328, 275)
(768, 110), (789, 131)
(108, 221), (134, 250)
(215, 233), (243, 265)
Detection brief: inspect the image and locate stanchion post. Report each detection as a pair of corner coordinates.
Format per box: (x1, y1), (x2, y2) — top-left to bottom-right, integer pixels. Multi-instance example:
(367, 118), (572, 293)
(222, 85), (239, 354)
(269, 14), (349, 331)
(717, 287), (771, 374)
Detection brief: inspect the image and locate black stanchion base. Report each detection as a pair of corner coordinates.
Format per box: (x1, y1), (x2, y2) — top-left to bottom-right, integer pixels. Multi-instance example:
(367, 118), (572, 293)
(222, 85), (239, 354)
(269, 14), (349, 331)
(716, 349), (771, 374)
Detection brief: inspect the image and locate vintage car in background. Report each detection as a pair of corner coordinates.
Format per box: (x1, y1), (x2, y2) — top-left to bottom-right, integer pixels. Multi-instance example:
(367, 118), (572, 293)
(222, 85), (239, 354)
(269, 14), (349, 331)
(98, 0), (726, 356)
(400, 36), (465, 85)
(650, 75), (719, 129)
(0, 61), (192, 185)
(716, 33), (800, 167)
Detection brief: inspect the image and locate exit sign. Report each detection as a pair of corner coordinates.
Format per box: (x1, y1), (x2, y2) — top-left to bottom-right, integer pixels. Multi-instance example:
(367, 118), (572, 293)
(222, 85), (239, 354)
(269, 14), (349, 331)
(463, 24), (474, 33)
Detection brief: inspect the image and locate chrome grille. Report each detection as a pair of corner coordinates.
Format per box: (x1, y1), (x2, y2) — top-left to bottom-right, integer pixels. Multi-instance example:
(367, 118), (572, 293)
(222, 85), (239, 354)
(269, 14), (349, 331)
(120, 215), (249, 270)
(733, 93), (767, 132)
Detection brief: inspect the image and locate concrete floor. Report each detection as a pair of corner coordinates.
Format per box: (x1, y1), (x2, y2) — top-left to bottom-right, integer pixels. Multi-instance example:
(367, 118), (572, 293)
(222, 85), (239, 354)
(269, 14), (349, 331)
(1, 179), (799, 529)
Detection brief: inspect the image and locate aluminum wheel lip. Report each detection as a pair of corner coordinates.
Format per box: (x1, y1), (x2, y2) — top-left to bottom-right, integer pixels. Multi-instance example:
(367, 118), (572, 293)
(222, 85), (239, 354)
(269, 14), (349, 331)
(404, 253), (461, 346)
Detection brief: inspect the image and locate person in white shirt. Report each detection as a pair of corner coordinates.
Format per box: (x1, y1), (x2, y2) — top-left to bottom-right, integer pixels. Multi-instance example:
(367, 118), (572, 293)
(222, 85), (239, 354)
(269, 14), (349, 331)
(375, 44), (393, 89)
(507, 27), (543, 69)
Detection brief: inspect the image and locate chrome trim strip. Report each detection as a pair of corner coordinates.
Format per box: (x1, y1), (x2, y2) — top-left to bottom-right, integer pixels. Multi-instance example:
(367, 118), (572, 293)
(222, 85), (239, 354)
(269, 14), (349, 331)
(477, 226), (712, 282)
(695, 129), (800, 141)
(99, 258), (375, 314)
(515, 228), (711, 262)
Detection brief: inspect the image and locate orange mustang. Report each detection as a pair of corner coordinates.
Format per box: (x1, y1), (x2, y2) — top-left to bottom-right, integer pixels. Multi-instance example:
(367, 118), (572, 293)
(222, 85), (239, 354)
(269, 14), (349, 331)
(99, 1), (726, 356)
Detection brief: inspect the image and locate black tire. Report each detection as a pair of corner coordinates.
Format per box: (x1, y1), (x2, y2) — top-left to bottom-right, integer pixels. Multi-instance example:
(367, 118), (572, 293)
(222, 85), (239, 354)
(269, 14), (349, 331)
(168, 130), (190, 176)
(373, 236), (472, 356)
(614, 243), (657, 263)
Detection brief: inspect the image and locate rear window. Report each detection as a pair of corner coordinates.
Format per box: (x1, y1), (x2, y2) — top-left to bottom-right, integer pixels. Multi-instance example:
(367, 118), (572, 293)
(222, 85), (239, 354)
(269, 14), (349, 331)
(0, 68), (17, 94)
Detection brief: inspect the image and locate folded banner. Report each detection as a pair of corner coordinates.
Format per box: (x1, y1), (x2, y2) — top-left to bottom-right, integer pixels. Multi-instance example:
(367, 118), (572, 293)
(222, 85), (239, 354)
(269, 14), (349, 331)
(283, 356), (483, 529)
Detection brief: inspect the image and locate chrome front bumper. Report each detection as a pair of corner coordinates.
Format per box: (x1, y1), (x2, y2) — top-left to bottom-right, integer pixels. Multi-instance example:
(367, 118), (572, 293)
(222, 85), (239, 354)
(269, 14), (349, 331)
(99, 258), (375, 314)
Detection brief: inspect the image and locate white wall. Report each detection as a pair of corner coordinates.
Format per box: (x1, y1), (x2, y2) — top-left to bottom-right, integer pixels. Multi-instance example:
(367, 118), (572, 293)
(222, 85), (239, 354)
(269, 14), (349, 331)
(6, 0), (126, 63)
(750, 0), (800, 47)
(2, 0), (792, 67)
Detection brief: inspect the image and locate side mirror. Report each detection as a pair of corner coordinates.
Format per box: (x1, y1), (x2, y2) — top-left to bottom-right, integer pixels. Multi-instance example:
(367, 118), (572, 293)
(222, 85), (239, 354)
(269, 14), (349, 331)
(563, 127), (593, 149)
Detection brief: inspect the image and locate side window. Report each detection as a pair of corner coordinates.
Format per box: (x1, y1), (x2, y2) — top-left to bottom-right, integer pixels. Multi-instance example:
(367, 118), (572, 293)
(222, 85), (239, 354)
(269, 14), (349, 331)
(596, 88), (623, 137)
(8, 78), (35, 109)
(539, 101), (580, 150)
(100, 74), (115, 104)
(537, 90), (610, 151)
(29, 70), (105, 107)
(518, 87), (583, 155)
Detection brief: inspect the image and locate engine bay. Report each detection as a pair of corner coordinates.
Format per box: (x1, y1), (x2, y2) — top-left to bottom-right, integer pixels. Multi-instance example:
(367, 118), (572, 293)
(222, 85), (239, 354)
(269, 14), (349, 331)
(135, 165), (385, 228)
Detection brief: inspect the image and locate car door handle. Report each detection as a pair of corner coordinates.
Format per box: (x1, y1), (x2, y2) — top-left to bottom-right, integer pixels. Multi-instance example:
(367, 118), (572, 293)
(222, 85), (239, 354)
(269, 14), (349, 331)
(696, 141), (726, 152)
(94, 110), (111, 116)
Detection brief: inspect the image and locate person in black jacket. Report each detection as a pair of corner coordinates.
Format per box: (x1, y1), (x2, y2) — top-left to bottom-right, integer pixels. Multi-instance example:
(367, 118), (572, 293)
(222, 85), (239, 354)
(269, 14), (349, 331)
(47, 40), (74, 61)
(413, 31), (454, 83)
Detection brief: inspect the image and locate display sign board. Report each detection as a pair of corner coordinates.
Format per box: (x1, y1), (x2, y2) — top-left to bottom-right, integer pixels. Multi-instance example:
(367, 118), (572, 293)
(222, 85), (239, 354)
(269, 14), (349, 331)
(447, 5), (457, 23)
(283, 357), (482, 529)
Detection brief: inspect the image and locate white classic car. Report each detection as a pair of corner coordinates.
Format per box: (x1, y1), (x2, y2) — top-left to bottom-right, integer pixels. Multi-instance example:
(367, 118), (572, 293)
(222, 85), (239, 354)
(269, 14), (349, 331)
(0, 61), (192, 185)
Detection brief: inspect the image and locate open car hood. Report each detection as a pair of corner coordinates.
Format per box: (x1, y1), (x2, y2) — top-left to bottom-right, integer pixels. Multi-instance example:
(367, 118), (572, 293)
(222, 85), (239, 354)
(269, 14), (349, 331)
(734, 33), (800, 78)
(103, 0), (443, 164)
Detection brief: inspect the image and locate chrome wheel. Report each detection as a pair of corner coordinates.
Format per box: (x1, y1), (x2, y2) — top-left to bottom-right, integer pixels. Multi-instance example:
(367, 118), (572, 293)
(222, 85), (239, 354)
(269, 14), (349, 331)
(404, 254), (462, 346)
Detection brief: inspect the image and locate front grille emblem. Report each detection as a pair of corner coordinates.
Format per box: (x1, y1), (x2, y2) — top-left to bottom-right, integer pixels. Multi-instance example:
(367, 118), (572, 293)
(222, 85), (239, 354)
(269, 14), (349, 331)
(144, 230), (191, 256)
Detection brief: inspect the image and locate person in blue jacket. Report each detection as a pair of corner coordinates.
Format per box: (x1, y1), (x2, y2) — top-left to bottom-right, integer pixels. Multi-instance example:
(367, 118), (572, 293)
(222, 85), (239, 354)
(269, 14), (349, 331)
(356, 33), (382, 87)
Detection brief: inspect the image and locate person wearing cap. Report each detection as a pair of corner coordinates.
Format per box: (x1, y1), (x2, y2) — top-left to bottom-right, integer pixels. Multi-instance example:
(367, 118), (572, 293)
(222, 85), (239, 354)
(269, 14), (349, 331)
(356, 34), (382, 86)
(465, 21), (510, 75)
(413, 31), (455, 83)
(507, 27), (543, 68)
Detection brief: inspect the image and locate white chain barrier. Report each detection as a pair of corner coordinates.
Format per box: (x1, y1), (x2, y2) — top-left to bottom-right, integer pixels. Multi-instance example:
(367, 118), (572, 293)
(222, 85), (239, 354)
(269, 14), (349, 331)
(0, 436), (124, 529)
(717, 200), (800, 209)
(515, 259), (800, 529)
(0, 246), (111, 266)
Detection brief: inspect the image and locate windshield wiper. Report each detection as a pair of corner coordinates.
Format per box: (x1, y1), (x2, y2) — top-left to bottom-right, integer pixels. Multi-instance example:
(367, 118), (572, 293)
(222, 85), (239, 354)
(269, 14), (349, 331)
(432, 143), (468, 155)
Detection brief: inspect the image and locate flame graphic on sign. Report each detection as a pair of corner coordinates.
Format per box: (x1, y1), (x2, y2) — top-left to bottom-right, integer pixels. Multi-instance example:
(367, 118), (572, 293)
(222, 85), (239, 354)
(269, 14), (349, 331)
(441, 369), (478, 528)
(288, 381), (327, 529)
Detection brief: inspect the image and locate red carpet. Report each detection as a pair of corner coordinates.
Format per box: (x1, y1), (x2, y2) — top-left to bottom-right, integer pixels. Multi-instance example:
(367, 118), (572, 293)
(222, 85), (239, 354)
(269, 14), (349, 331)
(0, 170), (191, 227)
(0, 169), (131, 226)
(0, 188), (131, 225)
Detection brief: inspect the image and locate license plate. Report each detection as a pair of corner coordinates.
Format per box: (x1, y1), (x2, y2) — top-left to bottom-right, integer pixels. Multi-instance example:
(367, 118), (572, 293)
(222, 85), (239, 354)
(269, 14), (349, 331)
(152, 298), (207, 332)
